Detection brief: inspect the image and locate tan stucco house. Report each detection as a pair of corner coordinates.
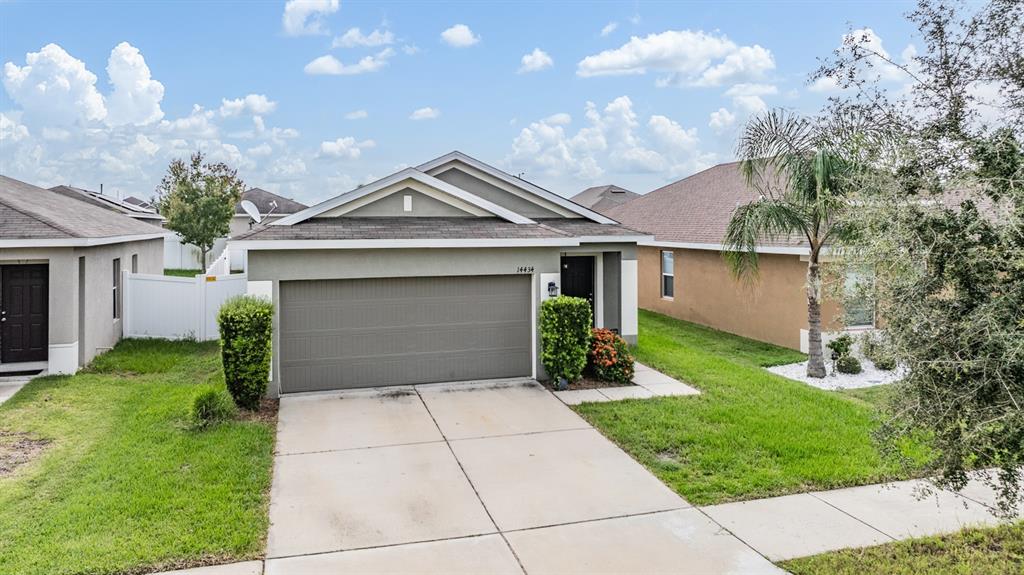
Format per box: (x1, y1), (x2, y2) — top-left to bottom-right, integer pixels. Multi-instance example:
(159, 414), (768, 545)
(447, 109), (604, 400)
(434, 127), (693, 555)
(1, 176), (166, 375)
(601, 162), (872, 351)
(231, 151), (649, 396)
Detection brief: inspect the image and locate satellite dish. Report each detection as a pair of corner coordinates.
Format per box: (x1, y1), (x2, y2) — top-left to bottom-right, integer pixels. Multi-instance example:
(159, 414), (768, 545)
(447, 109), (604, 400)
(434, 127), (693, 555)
(240, 199), (262, 224)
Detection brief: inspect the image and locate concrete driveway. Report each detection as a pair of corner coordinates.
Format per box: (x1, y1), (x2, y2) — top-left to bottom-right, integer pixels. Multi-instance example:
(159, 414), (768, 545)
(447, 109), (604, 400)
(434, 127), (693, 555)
(265, 379), (781, 574)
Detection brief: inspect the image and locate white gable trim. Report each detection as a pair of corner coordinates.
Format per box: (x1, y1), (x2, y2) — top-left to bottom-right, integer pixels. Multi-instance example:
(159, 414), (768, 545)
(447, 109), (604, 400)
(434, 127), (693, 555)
(416, 151), (618, 224)
(0, 231), (170, 248)
(318, 180), (489, 217)
(273, 168), (535, 226)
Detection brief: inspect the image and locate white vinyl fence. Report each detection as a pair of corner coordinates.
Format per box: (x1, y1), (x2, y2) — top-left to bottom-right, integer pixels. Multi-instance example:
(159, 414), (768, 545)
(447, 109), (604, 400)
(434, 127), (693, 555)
(163, 235), (227, 270)
(123, 271), (248, 340)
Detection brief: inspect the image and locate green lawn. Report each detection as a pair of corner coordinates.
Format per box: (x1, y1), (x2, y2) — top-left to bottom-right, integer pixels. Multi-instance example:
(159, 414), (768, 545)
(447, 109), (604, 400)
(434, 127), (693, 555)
(0, 339), (275, 575)
(575, 310), (920, 505)
(781, 521), (1024, 575)
(164, 268), (203, 277)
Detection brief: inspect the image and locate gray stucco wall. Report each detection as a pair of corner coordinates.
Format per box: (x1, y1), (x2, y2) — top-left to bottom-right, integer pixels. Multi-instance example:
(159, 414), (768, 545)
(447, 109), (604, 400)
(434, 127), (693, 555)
(0, 237), (162, 370)
(432, 168), (566, 219)
(343, 188), (474, 217)
(603, 251), (621, 332)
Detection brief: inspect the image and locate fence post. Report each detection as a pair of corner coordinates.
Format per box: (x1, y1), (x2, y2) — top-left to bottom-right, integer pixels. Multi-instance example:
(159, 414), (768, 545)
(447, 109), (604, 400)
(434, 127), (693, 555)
(195, 273), (206, 341)
(122, 269), (132, 337)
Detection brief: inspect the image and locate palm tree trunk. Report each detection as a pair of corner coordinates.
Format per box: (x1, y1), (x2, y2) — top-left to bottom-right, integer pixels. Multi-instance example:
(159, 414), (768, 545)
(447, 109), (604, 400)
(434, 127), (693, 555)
(806, 260), (827, 378)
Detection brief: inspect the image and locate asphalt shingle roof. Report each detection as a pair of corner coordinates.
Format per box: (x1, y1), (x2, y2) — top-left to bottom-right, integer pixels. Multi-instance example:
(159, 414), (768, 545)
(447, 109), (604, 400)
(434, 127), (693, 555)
(604, 162), (806, 248)
(49, 185), (164, 221)
(0, 175), (166, 240)
(571, 185), (639, 213)
(236, 188), (307, 215)
(233, 217), (643, 242)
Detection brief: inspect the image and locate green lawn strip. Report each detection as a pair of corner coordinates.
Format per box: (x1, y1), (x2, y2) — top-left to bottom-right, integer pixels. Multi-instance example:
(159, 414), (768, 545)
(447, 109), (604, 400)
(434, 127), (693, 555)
(574, 310), (920, 505)
(0, 339), (275, 575)
(164, 268), (203, 277)
(780, 521), (1024, 575)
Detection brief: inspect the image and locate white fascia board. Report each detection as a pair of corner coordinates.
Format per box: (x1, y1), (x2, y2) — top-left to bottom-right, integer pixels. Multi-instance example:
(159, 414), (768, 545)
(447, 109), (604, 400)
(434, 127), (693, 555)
(641, 240), (811, 255)
(576, 235), (654, 244)
(416, 151), (618, 224)
(0, 232), (170, 249)
(272, 168), (534, 226)
(229, 238), (579, 250)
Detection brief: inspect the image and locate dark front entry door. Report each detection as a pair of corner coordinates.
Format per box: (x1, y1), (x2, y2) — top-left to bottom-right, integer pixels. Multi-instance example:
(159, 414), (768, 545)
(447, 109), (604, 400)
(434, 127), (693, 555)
(561, 256), (595, 316)
(1, 265), (49, 363)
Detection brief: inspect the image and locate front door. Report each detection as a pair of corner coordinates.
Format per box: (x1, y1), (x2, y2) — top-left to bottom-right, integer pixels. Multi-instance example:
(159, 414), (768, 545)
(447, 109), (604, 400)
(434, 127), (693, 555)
(561, 256), (595, 318)
(1, 265), (49, 363)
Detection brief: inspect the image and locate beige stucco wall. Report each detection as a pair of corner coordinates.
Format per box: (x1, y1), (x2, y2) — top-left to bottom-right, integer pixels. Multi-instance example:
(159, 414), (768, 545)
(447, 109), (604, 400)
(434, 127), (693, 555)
(638, 246), (841, 350)
(0, 237), (162, 370)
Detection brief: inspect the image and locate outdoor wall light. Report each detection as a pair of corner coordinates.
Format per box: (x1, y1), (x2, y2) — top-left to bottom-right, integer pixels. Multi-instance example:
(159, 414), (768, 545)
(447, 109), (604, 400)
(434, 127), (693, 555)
(548, 282), (558, 297)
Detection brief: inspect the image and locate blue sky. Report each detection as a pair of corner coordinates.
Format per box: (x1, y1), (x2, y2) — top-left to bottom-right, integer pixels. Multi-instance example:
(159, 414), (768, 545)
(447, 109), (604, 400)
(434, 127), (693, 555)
(0, 1), (918, 205)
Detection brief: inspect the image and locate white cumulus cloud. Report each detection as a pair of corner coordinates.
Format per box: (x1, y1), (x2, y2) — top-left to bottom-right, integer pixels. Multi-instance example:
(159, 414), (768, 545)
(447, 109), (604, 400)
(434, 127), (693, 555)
(518, 48), (554, 74)
(600, 22), (619, 37)
(440, 24), (480, 48)
(576, 30), (774, 87)
(708, 107), (736, 131)
(282, 0), (339, 36)
(318, 136), (376, 159)
(410, 107), (440, 120)
(304, 48), (394, 75)
(333, 27), (394, 48)
(0, 113), (29, 142)
(3, 43), (107, 126)
(219, 94), (278, 117)
(105, 42), (164, 126)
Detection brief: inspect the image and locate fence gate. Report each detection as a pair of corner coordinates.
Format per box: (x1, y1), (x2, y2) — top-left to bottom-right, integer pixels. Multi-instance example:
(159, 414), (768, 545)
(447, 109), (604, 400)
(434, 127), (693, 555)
(122, 272), (248, 340)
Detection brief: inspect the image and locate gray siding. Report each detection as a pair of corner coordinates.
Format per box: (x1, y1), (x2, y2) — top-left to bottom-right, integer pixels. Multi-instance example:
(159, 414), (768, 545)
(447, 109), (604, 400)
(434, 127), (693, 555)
(279, 275), (531, 392)
(603, 251), (621, 332)
(433, 168), (566, 218)
(343, 188), (475, 217)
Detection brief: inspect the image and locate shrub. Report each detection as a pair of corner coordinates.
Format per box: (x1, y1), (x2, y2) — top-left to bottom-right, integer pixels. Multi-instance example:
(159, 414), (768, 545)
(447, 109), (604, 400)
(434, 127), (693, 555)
(860, 331), (897, 371)
(191, 388), (237, 429)
(872, 355), (897, 371)
(835, 354), (863, 374)
(218, 295), (273, 410)
(589, 328), (635, 384)
(539, 296), (593, 383)
(826, 334), (854, 360)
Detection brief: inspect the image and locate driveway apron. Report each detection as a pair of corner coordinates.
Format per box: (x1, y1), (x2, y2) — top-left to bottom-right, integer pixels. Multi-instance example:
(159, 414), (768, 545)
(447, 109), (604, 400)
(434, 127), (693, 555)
(266, 379), (782, 574)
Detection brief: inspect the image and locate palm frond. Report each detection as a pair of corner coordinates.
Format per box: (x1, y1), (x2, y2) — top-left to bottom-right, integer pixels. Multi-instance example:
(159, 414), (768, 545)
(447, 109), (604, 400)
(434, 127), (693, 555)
(723, 198), (811, 279)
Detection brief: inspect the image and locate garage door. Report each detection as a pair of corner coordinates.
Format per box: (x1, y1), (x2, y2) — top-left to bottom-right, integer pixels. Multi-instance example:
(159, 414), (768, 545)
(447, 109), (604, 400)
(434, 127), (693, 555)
(279, 275), (532, 393)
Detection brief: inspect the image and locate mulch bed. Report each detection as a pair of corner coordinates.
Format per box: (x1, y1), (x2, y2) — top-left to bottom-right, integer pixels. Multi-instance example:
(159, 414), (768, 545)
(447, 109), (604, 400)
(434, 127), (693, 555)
(543, 373), (635, 391)
(239, 397), (278, 424)
(0, 430), (50, 476)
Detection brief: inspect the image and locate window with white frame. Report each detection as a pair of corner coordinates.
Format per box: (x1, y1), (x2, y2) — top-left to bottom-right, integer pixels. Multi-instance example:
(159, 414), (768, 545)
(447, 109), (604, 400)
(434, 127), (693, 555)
(661, 250), (674, 299)
(844, 266), (875, 327)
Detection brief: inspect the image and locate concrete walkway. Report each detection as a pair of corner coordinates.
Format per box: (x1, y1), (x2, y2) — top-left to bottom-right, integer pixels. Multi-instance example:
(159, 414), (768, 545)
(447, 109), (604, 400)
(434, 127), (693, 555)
(553, 362), (700, 405)
(158, 380), (1015, 574)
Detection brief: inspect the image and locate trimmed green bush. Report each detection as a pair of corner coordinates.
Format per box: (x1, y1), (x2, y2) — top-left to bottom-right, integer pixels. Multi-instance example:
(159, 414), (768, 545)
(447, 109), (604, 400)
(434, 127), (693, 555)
(539, 296), (593, 383)
(218, 295), (273, 410)
(836, 354), (863, 374)
(860, 331), (897, 371)
(589, 328), (635, 384)
(826, 334), (854, 360)
(872, 354), (897, 371)
(190, 387), (237, 429)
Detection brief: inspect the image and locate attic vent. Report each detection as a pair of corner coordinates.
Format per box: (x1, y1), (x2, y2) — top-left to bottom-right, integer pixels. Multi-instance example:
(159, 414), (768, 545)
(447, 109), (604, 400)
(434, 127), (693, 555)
(403, 194), (413, 212)
(611, 189), (624, 194)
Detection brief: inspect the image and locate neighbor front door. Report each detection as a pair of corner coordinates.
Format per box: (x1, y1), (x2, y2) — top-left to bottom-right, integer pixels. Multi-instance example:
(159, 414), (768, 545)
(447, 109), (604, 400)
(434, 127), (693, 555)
(561, 256), (595, 320)
(1, 265), (49, 363)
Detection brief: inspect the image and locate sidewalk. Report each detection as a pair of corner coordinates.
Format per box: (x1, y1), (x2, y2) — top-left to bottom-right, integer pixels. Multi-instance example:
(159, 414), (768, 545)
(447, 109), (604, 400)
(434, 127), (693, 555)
(553, 362), (700, 405)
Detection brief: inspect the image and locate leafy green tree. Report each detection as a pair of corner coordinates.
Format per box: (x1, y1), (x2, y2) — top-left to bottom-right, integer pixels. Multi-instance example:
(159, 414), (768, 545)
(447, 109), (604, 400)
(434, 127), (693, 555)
(816, 0), (1024, 513)
(156, 152), (244, 268)
(724, 110), (858, 378)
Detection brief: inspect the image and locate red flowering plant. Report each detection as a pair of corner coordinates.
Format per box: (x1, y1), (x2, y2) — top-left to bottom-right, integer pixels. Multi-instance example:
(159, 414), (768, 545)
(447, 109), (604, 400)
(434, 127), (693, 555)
(587, 328), (635, 385)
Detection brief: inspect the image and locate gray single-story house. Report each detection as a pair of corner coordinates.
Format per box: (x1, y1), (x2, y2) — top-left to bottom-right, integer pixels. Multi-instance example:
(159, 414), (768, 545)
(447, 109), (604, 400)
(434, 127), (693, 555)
(231, 151), (649, 395)
(0, 175), (166, 375)
(230, 188), (308, 238)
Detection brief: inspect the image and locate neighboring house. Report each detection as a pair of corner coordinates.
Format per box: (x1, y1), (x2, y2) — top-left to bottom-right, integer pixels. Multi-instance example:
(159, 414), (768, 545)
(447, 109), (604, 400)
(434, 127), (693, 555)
(0, 176), (166, 375)
(49, 185), (166, 225)
(231, 151), (649, 395)
(230, 188), (307, 238)
(571, 184), (639, 212)
(603, 162), (869, 351)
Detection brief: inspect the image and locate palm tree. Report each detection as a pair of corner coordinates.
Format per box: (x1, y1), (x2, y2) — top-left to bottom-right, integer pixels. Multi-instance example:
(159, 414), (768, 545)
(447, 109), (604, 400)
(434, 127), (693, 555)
(724, 110), (855, 378)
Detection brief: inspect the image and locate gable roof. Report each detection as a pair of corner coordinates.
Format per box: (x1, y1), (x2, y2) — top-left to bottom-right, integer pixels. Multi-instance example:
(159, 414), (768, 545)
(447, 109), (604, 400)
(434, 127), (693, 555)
(50, 184), (165, 221)
(1, 175), (168, 245)
(417, 151), (618, 224)
(605, 162), (808, 252)
(273, 165), (539, 226)
(235, 187), (307, 216)
(571, 185), (639, 213)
